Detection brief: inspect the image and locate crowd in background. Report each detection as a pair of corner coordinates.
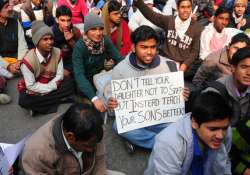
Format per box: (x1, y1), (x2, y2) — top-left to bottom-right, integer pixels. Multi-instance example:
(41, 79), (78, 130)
(0, 0), (250, 174)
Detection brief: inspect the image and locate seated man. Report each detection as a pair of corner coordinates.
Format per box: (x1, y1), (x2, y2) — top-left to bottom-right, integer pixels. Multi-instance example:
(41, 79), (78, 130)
(18, 21), (74, 115)
(200, 6), (242, 60)
(193, 32), (250, 89)
(107, 25), (189, 152)
(72, 12), (123, 113)
(102, 0), (132, 56)
(57, 0), (88, 33)
(0, 0), (28, 77)
(133, 0), (202, 73)
(52, 5), (81, 77)
(21, 103), (120, 174)
(228, 0), (250, 31)
(145, 91), (232, 175)
(204, 47), (250, 126)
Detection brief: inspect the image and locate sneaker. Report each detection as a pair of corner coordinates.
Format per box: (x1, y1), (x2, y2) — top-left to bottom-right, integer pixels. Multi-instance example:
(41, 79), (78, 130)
(124, 140), (136, 154)
(0, 93), (11, 104)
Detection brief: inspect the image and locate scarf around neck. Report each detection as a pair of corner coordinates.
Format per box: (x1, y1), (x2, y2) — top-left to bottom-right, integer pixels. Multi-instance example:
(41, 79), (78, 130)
(209, 24), (228, 53)
(232, 11), (244, 24)
(175, 15), (191, 39)
(82, 33), (105, 55)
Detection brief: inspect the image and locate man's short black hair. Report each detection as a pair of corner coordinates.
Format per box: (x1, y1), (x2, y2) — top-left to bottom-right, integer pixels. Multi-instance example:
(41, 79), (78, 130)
(56, 5), (72, 18)
(192, 92), (232, 125)
(214, 6), (231, 17)
(230, 33), (250, 46)
(62, 103), (103, 142)
(176, 0), (192, 8)
(108, 0), (121, 13)
(131, 25), (159, 45)
(231, 47), (250, 65)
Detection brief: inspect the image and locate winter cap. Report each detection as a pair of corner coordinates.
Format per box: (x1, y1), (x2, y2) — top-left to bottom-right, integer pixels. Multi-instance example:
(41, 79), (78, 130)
(144, 0), (153, 4)
(0, 0), (8, 10)
(234, 0), (248, 6)
(84, 12), (104, 33)
(31, 21), (54, 46)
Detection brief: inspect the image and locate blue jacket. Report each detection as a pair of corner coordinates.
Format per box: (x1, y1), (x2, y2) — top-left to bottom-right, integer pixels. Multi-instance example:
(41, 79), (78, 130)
(144, 113), (232, 175)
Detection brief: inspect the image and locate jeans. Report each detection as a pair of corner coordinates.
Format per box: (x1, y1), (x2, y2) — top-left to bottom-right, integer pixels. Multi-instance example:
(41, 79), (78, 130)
(113, 121), (170, 149)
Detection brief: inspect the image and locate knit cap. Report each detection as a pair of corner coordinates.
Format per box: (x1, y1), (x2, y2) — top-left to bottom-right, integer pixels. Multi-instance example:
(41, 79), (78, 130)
(31, 21), (54, 46)
(84, 12), (104, 33)
(0, 0), (8, 10)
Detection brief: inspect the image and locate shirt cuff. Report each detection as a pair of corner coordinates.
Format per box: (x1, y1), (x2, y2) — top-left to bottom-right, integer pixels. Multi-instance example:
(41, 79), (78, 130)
(91, 96), (98, 102)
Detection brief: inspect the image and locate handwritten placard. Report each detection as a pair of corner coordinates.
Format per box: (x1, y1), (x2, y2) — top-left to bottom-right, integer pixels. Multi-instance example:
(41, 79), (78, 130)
(111, 72), (185, 133)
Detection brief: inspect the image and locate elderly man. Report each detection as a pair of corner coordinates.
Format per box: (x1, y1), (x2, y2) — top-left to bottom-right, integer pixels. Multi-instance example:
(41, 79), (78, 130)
(21, 103), (125, 175)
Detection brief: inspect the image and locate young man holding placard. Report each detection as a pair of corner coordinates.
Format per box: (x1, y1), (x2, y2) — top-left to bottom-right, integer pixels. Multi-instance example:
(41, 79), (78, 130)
(107, 25), (189, 153)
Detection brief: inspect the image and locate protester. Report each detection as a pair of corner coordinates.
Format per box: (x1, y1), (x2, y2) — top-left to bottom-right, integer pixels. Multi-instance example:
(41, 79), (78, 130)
(107, 25), (190, 153)
(52, 5), (81, 77)
(0, 0), (28, 77)
(200, 47), (250, 175)
(228, 0), (250, 31)
(133, 0), (202, 74)
(21, 103), (125, 175)
(57, 0), (88, 32)
(102, 0), (132, 56)
(204, 47), (250, 126)
(17, 21), (74, 116)
(163, 0), (214, 26)
(200, 6), (242, 60)
(72, 12), (123, 113)
(144, 92), (232, 175)
(20, 0), (54, 48)
(193, 32), (250, 89)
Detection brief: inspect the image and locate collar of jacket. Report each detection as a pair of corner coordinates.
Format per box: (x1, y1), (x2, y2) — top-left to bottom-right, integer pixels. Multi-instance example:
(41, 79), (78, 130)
(52, 115), (71, 153)
(129, 52), (160, 70)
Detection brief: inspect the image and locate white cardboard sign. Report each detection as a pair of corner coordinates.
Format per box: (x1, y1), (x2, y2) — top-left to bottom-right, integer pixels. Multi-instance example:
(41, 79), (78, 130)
(111, 72), (185, 133)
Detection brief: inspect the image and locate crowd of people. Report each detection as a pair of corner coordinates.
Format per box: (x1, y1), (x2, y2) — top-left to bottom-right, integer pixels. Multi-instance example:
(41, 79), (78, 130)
(0, 0), (250, 173)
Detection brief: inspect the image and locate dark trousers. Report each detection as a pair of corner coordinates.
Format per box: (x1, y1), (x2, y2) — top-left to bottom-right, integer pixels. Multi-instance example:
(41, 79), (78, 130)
(18, 78), (75, 114)
(0, 76), (6, 93)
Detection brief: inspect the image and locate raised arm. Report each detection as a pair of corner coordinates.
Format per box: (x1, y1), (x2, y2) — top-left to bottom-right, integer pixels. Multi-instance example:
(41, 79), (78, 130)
(134, 0), (169, 29)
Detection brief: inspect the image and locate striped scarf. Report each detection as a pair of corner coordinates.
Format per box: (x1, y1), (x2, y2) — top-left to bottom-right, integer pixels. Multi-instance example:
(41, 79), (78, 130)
(82, 33), (105, 55)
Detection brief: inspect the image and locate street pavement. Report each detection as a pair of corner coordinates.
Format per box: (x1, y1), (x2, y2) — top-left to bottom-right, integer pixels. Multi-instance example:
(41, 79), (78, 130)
(0, 78), (150, 175)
